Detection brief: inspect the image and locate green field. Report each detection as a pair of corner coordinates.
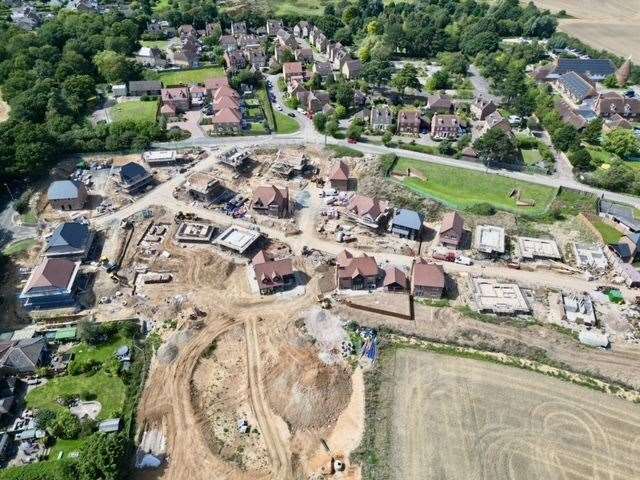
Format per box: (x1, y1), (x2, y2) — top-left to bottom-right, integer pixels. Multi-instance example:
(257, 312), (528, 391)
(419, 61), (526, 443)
(394, 157), (557, 216)
(141, 40), (169, 50)
(50, 439), (84, 460)
(270, 0), (323, 16)
(152, 0), (171, 14)
(156, 67), (225, 85)
(521, 149), (543, 166)
(587, 147), (619, 165)
(590, 217), (623, 244)
(326, 145), (364, 158)
(274, 111), (299, 133)
(3, 238), (38, 256)
(249, 122), (268, 134)
(111, 100), (158, 123)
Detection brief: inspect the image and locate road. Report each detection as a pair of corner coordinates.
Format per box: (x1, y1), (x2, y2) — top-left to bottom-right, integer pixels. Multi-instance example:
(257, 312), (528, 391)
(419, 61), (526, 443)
(0, 200), (37, 249)
(468, 64), (502, 103)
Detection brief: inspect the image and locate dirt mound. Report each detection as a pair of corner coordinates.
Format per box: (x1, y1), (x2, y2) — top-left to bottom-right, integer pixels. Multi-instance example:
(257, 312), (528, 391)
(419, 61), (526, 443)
(265, 345), (352, 432)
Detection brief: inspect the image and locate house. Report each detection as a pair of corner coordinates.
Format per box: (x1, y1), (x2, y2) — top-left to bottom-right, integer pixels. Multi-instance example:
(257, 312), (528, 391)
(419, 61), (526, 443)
(341, 59), (362, 80)
(314, 33), (328, 52)
(277, 29), (298, 50)
(370, 105), (394, 131)
(293, 21), (311, 38)
(397, 109), (421, 134)
(171, 38), (200, 68)
(224, 50), (247, 72)
(328, 161), (355, 191)
(390, 209), (423, 240)
(245, 47), (267, 70)
(431, 114), (462, 139)
(544, 58), (616, 81)
(252, 250), (295, 294)
(146, 20), (175, 37)
(616, 263), (640, 288)
(128, 80), (162, 97)
(353, 90), (367, 108)
(189, 85), (207, 106)
(236, 34), (262, 49)
(211, 107), (242, 133)
(411, 259), (445, 298)
(11, 5), (42, 30)
(252, 185), (289, 218)
(161, 87), (190, 113)
(44, 223), (93, 259)
(219, 35), (238, 52)
(426, 93), (453, 113)
(120, 162), (153, 194)
(603, 114), (633, 133)
(112, 84), (127, 97)
(335, 250), (380, 290)
(178, 24), (196, 38)
(283, 62), (304, 82)
(555, 98), (588, 130)
(19, 258), (81, 310)
(186, 172), (223, 201)
(481, 111), (512, 137)
(0, 337), (47, 374)
(555, 71), (596, 103)
(294, 48), (314, 63)
(439, 211), (464, 248)
(610, 233), (640, 263)
(135, 47), (166, 68)
(266, 19), (283, 36)
(383, 266), (409, 292)
(470, 97), (497, 120)
(594, 92), (640, 118)
(312, 61), (333, 79)
(307, 91), (331, 114)
(345, 195), (389, 227)
(205, 77), (230, 96)
(47, 180), (88, 211)
(231, 21), (247, 35)
(67, 0), (99, 12)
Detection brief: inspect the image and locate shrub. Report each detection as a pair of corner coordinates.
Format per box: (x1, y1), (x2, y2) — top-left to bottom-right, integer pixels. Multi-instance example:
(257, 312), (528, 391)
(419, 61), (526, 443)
(80, 390), (97, 401)
(57, 393), (76, 407)
(516, 135), (539, 149)
(14, 189), (32, 214)
(467, 203), (496, 216)
(68, 359), (102, 376)
(52, 410), (81, 440)
(36, 408), (58, 430)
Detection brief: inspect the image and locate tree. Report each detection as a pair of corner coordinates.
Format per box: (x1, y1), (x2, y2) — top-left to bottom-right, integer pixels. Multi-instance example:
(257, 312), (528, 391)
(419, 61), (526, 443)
(367, 20), (382, 35)
(382, 131), (393, 146)
(313, 112), (327, 132)
(36, 408), (58, 431)
(427, 71), (450, 91)
(391, 64), (421, 94)
(551, 124), (580, 152)
(360, 60), (392, 87)
(437, 52), (469, 76)
(334, 105), (347, 119)
(473, 128), (519, 165)
(461, 30), (500, 56)
(78, 433), (132, 480)
(439, 140), (455, 156)
(583, 118), (603, 145)
(78, 320), (102, 345)
(347, 122), (363, 140)
(326, 119), (339, 137)
(567, 148), (593, 171)
(523, 15), (557, 38)
(603, 129), (640, 158)
(334, 82), (354, 108)
(53, 410), (81, 440)
(602, 75), (618, 88)
(93, 51), (139, 83)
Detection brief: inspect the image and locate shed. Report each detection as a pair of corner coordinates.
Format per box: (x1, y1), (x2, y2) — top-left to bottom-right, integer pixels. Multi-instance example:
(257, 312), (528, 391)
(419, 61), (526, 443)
(54, 327), (77, 341)
(98, 418), (122, 433)
(578, 330), (610, 348)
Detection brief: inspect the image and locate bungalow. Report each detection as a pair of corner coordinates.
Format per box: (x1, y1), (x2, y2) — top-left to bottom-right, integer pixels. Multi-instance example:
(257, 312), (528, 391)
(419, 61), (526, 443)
(283, 62), (304, 82)
(266, 19), (283, 36)
(426, 93), (453, 113)
(335, 250), (380, 290)
(439, 211), (464, 248)
(398, 109), (421, 134)
(161, 87), (190, 113)
(44, 223), (93, 259)
(411, 259), (445, 298)
(328, 161), (355, 191)
(370, 105), (394, 131)
(470, 97), (497, 120)
(341, 59), (362, 80)
(431, 113), (462, 139)
(390, 209), (423, 240)
(128, 80), (162, 97)
(47, 180), (88, 211)
(252, 185), (289, 218)
(0, 337), (48, 374)
(252, 250), (295, 294)
(120, 162), (153, 194)
(211, 107), (242, 133)
(307, 91), (331, 114)
(555, 71), (596, 103)
(224, 50), (247, 72)
(345, 195), (390, 227)
(19, 258), (81, 310)
(594, 92), (640, 118)
(383, 266), (409, 293)
(481, 111), (512, 137)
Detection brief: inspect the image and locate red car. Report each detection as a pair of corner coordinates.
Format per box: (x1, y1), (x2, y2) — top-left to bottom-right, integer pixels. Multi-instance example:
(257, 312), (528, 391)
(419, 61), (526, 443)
(347, 138), (357, 144)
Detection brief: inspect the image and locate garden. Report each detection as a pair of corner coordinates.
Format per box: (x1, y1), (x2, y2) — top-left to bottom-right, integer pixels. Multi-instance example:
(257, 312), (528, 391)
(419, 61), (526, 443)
(110, 99), (158, 124)
(154, 66), (225, 85)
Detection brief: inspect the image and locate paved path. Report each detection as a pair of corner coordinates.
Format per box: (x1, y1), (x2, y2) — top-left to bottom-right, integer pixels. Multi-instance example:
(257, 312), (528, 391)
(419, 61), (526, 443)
(468, 65), (501, 103)
(0, 201), (37, 249)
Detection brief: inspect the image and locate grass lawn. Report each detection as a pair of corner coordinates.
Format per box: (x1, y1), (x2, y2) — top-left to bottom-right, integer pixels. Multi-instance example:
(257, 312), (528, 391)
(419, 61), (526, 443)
(3, 238), (38, 256)
(72, 334), (131, 364)
(50, 439), (85, 460)
(141, 40), (169, 50)
(589, 218), (623, 244)
(111, 100), (158, 123)
(247, 107), (263, 118)
(395, 142), (440, 155)
(156, 67), (225, 85)
(521, 149), (543, 166)
(394, 157), (557, 216)
(20, 209), (37, 226)
(249, 122), (268, 134)
(270, 0), (323, 16)
(587, 147), (619, 165)
(274, 111), (299, 134)
(551, 188), (597, 216)
(326, 145), (364, 158)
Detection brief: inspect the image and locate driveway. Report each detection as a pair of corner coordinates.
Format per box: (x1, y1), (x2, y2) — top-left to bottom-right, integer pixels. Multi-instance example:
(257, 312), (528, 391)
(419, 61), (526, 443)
(168, 109), (206, 139)
(469, 64), (502, 103)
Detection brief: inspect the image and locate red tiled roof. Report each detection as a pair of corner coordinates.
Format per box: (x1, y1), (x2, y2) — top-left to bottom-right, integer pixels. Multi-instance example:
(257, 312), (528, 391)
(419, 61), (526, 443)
(214, 85), (240, 99)
(336, 249), (354, 268)
(337, 254), (379, 279)
(412, 259), (445, 288)
(383, 266), (408, 288)
(24, 258), (78, 292)
(283, 61), (303, 75)
(205, 77), (229, 91)
(440, 211), (463, 236)
(253, 258), (293, 290)
(253, 185), (288, 208)
(347, 195), (388, 219)
(212, 107), (241, 124)
(330, 161), (350, 181)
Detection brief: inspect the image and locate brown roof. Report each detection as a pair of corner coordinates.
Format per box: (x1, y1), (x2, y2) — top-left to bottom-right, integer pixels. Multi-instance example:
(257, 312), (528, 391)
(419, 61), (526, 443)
(24, 258), (78, 292)
(398, 109), (420, 124)
(383, 266), (408, 289)
(253, 256), (293, 290)
(205, 77), (229, 91)
(337, 254), (379, 280)
(347, 195), (388, 219)
(214, 95), (240, 109)
(336, 249), (354, 268)
(212, 107), (241, 124)
(283, 62), (303, 75)
(161, 87), (189, 102)
(330, 161), (351, 181)
(606, 114), (632, 129)
(253, 185), (288, 208)
(440, 211), (463, 236)
(427, 93), (452, 110)
(412, 259), (445, 288)
(432, 113), (461, 128)
(214, 85), (239, 99)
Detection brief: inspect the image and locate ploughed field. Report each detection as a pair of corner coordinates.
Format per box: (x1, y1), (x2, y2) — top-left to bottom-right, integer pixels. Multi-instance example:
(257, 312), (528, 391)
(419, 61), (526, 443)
(365, 348), (640, 480)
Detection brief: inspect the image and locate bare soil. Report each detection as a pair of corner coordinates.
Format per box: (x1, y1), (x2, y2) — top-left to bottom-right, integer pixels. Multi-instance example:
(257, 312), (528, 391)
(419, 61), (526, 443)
(0, 90), (8, 123)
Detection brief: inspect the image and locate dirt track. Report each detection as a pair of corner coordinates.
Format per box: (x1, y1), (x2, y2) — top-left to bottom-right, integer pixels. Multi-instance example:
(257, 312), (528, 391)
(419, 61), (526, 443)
(382, 349), (640, 480)
(0, 89), (8, 123)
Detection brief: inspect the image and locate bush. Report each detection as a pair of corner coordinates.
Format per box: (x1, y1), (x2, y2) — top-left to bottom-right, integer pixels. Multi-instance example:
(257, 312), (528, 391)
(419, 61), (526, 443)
(516, 135), (539, 149)
(140, 95), (158, 102)
(382, 131), (393, 146)
(14, 189), (32, 214)
(119, 321), (139, 339)
(80, 390), (97, 401)
(77, 320), (101, 345)
(79, 419), (97, 438)
(568, 148), (593, 171)
(52, 410), (81, 440)
(36, 408), (58, 431)
(68, 359), (102, 376)
(57, 393), (76, 407)
(37, 367), (54, 378)
(467, 203), (496, 216)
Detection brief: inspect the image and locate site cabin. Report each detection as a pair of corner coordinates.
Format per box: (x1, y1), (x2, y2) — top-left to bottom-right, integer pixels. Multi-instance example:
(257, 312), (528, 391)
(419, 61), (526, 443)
(383, 266), (409, 293)
(411, 259), (445, 298)
(47, 180), (88, 211)
(252, 250), (295, 295)
(251, 185), (290, 218)
(336, 250), (380, 290)
(19, 258), (81, 310)
(43, 222), (93, 259)
(439, 212), (464, 248)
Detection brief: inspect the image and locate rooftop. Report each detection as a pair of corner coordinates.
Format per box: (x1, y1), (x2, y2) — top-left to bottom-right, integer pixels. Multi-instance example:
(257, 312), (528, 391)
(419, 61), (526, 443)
(215, 226), (261, 253)
(47, 180), (85, 201)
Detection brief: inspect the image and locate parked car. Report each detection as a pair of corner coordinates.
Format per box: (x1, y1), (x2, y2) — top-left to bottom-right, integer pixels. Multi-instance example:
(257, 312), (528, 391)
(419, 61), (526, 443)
(275, 104), (283, 111)
(287, 112), (295, 117)
(454, 255), (473, 266)
(347, 138), (357, 144)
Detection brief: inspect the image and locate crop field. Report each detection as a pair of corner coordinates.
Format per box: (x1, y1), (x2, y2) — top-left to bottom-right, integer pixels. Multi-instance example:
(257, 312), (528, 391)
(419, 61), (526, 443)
(111, 99), (158, 123)
(156, 66), (225, 85)
(393, 157), (557, 216)
(526, 0), (640, 59)
(363, 348), (640, 480)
